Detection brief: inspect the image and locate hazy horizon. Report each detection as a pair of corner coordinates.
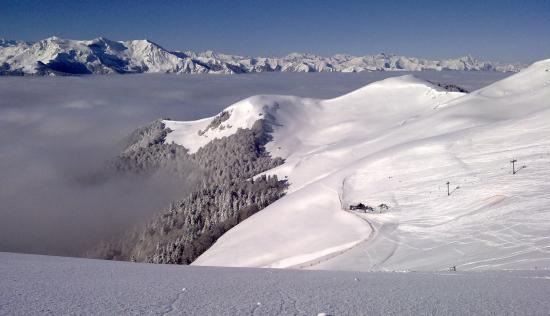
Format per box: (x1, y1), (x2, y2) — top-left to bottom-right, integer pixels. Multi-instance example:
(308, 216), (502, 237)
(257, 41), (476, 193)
(1, 0), (548, 63)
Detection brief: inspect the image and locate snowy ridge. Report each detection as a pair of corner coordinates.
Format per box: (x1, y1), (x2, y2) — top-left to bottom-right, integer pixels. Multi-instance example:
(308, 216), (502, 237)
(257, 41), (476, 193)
(160, 59), (550, 271)
(164, 75), (464, 268)
(0, 36), (523, 75)
(164, 97), (280, 153)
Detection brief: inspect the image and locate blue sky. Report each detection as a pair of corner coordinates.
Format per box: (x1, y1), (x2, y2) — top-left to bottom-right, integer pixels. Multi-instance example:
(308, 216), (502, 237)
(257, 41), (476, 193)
(1, 0), (548, 62)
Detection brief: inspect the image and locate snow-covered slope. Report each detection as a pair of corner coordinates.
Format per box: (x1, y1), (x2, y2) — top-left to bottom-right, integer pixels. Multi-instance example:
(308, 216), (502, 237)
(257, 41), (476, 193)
(3, 252), (550, 315)
(161, 59), (550, 271)
(0, 36), (522, 75)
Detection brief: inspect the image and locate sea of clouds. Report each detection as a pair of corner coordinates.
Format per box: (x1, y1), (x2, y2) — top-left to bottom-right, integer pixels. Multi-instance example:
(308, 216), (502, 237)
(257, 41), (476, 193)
(0, 71), (511, 256)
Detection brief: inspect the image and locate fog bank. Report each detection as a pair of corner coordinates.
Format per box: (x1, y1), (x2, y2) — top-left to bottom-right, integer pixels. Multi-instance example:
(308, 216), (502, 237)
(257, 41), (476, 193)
(0, 71), (511, 256)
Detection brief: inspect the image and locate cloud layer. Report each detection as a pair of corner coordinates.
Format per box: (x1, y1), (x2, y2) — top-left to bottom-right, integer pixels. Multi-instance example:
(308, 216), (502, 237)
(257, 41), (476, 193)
(0, 71), (511, 256)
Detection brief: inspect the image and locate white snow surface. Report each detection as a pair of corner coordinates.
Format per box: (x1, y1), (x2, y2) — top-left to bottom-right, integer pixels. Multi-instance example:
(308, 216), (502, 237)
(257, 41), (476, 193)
(162, 59), (550, 271)
(2, 252), (550, 315)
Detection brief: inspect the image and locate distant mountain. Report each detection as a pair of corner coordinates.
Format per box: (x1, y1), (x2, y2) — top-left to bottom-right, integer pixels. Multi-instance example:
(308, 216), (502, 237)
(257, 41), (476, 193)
(0, 36), (523, 75)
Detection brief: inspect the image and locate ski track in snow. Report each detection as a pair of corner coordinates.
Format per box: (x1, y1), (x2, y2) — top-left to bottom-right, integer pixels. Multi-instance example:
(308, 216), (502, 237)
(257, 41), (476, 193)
(287, 187), (377, 269)
(289, 180), (394, 271)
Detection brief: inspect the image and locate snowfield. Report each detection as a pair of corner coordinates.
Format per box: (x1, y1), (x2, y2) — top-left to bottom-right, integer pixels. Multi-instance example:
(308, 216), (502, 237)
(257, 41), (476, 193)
(1, 252), (550, 315)
(161, 59), (550, 271)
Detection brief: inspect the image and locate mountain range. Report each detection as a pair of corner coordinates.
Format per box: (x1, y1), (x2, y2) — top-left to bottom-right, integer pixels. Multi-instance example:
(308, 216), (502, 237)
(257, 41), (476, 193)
(0, 36), (523, 75)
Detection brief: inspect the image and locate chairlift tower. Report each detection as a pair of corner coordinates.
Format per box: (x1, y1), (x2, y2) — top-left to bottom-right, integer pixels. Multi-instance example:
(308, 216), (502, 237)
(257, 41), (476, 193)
(510, 159), (518, 174)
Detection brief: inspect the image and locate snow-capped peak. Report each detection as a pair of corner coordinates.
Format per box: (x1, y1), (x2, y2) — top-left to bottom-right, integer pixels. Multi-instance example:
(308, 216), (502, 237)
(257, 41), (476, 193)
(0, 36), (525, 75)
